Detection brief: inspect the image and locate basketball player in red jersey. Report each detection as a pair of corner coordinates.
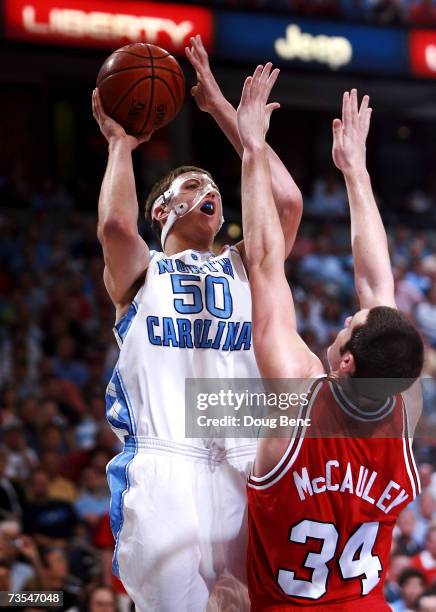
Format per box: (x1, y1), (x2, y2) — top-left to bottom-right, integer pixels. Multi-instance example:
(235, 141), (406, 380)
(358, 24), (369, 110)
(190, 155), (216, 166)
(236, 69), (424, 610)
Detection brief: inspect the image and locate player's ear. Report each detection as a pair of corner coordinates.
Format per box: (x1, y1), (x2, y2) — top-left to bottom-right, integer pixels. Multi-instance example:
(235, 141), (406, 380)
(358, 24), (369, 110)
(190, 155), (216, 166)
(339, 351), (356, 376)
(152, 204), (169, 223)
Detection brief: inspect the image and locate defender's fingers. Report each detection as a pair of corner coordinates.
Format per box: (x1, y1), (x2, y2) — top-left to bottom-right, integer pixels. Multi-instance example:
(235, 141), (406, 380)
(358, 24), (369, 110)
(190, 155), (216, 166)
(186, 48), (202, 74)
(359, 95), (370, 128)
(260, 62), (273, 84)
(193, 34), (209, 62)
(332, 118), (344, 146)
(342, 91), (351, 131)
(350, 88), (359, 126)
(251, 65), (263, 92)
(266, 102), (280, 113)
(265, 68), (280, 98)
(240, 76), (253, 105)
(363, 108), (372, 139)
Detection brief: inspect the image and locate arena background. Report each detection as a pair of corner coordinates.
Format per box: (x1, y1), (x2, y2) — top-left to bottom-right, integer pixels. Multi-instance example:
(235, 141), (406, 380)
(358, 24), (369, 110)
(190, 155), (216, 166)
(0, 1), (435, 610)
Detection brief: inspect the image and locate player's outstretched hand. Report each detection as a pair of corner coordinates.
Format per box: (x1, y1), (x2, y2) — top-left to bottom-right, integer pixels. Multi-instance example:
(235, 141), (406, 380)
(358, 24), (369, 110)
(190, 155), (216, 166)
(185, 34), (225, 114)
(332, 89), (372, 175)
(236, 63), (280, 151)
(92, 88), (151, 151)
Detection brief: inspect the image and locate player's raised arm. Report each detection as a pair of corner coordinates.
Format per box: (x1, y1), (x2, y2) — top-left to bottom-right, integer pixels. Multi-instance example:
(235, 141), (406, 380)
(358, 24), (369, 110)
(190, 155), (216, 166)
(186, 35), (302, 257)
(332, 89), (396, 309)
(92, 89), (150, 314)
(236, 66), (323, 379)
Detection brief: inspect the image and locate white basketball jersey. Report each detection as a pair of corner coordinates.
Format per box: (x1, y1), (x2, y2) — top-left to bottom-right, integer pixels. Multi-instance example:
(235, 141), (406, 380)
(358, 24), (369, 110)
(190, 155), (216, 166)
(105, 246), (259, 448)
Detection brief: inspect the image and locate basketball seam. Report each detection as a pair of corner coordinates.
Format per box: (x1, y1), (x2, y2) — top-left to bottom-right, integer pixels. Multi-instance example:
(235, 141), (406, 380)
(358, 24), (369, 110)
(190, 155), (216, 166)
(116, 50), (171, 60)
(97, 65), (183, 87)
(152, 76), (178, 113)
(109, 76), (152, 118)
(139, 45), (155, 135)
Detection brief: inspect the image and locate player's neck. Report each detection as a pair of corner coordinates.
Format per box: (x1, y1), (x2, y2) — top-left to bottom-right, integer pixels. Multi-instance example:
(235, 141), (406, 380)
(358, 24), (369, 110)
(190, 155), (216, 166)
(331, 375), (390, 410)
(164, 234), (214, 256)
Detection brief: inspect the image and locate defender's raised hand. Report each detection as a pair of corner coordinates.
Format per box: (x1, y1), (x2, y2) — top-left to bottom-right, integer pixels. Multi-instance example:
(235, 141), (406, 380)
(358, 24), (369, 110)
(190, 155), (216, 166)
(332, 88), (372, 174)
(92, 88), (151, 151)
(185, 34), (224, 114)
(236, 63), (280, 151)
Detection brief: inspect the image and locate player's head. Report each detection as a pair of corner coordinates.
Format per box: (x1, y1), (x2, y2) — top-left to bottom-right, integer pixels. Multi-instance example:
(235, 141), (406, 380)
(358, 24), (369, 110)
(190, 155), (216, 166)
(327, 306), (424, 396)
(145, 166), (224, 249)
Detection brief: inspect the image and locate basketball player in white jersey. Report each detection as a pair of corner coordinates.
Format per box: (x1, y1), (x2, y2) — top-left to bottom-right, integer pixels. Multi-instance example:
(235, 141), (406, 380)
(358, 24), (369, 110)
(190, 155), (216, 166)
(91, 36), (302, 610)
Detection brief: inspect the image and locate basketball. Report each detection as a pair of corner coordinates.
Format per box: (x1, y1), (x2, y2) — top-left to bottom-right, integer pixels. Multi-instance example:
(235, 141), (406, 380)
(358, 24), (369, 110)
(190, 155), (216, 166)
(96, 43), (185, 137)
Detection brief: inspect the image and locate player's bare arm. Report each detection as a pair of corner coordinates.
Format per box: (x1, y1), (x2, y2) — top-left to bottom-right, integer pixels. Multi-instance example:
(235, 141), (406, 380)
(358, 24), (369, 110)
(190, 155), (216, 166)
(333, 89), (396, 309)
(92, 88), (150, 317)
(236, 65), (323, 381)
(186, 34), (303, 258)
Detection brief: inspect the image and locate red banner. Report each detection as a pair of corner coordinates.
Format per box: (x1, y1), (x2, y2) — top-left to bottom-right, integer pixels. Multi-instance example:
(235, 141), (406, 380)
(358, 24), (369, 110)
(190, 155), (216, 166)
(3, 0), (214, 54)
(409, 29), (436, 78)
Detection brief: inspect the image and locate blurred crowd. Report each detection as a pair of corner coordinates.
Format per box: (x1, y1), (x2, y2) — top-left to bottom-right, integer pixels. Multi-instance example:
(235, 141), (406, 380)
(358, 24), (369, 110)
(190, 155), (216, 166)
(175, 0), (436, 24)
(0, 172), (434, 611)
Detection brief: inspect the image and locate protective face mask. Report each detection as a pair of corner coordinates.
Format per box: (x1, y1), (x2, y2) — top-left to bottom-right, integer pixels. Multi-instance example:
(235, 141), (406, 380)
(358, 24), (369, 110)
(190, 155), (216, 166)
(152, 172), (225, 249)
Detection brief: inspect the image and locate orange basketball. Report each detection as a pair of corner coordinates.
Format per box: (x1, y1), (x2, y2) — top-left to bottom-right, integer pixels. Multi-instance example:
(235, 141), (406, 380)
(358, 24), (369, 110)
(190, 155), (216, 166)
(96, 43), (185, 136)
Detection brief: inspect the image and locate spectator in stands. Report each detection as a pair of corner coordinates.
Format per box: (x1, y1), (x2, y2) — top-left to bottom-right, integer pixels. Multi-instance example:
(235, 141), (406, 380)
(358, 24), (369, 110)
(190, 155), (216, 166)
(307, 171), (348, 218)
(23, 546), (81, 610)
(411, 526), (436, 587)
(370, 0), (405, 23)
(93, 514), (131, 612)
(394, 508), (422, 556)
(412, 491), (436, 546)
(74, 466), (110, 530)
(415, 286), (436, 347)
(409, 0), (436, 23)
(417, 588), (436, 611)
(40, 450), (77, 503)
(22, 467), (77, 545)
(395, 262), (423, 316)
(390, 568), (426, 611)
(1, 418), (38, 483)
(385, 553), (411, 603)
(86, 585), (117, 612)
(0, 450), (23, 521)
(0, 523), (36, 591)
(51, 335), (89, 388)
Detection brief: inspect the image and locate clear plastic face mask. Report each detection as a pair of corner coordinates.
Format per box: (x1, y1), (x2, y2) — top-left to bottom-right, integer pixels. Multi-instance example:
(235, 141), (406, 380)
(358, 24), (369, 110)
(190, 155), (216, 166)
(152, 172), (224, 249)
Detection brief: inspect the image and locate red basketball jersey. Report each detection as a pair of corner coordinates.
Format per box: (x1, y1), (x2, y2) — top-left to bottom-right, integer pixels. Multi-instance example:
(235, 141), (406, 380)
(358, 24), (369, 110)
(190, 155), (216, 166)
(247, 377), (420, 611)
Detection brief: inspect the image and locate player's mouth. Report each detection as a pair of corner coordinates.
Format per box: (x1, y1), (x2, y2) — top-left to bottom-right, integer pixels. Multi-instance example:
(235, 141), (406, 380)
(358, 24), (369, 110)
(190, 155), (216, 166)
(200, 200), (215, 216)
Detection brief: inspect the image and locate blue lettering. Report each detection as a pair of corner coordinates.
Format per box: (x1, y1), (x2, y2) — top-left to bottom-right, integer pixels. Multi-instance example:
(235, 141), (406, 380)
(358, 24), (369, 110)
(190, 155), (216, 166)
(203, 261), (218, 272)
(193, 319), (203, 348)
(205, 276), (233, 319)
(162, 317), (179, 347)
(199, 319), (213, 348)
(222, 322), (240, 351)
(158, 259), (174, 274)
(147, 316), (161, 345)
(212, 321), (226, 349)
(217, 257), (234, 279)
(176, 318), (193, 348)
(234, 322), (252, 350)
(175, 259), (189, 273)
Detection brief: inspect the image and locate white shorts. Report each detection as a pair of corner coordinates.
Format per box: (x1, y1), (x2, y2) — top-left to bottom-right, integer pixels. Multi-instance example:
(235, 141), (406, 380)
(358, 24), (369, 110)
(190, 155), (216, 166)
(107, 436), (255, 612)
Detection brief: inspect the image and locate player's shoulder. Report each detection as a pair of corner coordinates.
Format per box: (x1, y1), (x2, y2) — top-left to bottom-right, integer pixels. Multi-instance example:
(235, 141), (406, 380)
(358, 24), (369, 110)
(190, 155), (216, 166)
(148, 249), (164, 262)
